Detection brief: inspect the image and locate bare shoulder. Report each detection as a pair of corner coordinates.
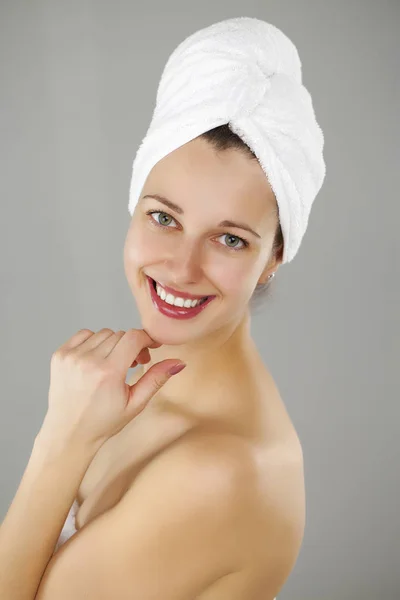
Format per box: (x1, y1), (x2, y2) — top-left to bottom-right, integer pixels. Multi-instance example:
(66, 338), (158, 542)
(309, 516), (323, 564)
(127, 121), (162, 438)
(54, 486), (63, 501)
(124, 365), (306, 594)
(152, 426), (306, 599)
(130, 424), (305, 562)
(208, 432), (306, 598)
(123, 426), (260, 513)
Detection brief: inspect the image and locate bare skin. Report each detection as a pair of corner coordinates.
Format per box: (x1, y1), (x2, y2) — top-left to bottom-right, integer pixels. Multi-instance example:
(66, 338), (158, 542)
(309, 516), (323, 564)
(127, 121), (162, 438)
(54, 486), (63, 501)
(73, 327), (305, 598)
(72, 137), (305, 597)
(75, 336), (304, 525)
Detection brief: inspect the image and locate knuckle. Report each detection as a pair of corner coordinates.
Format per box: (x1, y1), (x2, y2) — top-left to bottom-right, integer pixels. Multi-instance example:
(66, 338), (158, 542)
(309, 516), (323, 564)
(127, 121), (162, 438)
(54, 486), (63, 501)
(64, 351), (82, 368)
(126, 328), (139, 337)
(51, 350), (63, 363)
(137, 329), (150, 337)
(128, 329), (150, 344)
(152, 376), (165, 393)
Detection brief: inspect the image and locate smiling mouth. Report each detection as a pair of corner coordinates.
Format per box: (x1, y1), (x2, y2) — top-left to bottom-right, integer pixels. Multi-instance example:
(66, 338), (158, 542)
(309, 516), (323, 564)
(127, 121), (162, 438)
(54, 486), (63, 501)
(150, 277), (210, 304)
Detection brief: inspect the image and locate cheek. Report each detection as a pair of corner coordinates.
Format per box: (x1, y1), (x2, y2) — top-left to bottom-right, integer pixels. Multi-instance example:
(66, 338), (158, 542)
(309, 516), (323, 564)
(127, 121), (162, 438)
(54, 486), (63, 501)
(123, 228), (147, 286)
(212, 264), (254, 297)
(124, 225), (159, 268)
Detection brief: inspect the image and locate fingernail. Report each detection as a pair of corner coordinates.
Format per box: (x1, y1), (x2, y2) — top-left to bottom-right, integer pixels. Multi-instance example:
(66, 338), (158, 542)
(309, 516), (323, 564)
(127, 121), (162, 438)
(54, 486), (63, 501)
(168, 363), (186, 376)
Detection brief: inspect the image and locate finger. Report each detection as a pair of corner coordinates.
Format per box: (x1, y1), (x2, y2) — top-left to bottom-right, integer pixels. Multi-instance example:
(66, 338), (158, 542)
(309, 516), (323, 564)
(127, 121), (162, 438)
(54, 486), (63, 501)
(93, 330), (126, 356)
(74, 328), (116, 354)
(128, 347), (150, 369)
(131, 351), (151, 367)
(56, 329), (94, 354)
(142, 329), (162, 349)
(135, 347), (151, 363)
(106, 329), (159, 372)
(126, 360), (186, 416)
(148, 340), (162, 349)
(129, 347), (152, 368)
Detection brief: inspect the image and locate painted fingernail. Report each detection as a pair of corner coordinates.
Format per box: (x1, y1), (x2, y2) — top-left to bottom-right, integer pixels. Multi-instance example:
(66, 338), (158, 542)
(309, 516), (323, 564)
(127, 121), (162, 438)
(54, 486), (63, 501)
(168, 363), (187, 376)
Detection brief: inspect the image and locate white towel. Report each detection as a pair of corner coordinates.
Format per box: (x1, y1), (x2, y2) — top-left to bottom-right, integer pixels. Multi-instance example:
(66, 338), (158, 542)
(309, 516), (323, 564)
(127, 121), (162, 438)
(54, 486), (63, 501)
(53, 499), (79, 554)
(128, 16), (326, 265)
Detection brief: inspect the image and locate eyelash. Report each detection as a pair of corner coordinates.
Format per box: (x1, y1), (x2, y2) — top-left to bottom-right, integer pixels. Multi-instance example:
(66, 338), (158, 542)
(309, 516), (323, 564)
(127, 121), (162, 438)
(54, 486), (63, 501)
(145, 210), (250, 252)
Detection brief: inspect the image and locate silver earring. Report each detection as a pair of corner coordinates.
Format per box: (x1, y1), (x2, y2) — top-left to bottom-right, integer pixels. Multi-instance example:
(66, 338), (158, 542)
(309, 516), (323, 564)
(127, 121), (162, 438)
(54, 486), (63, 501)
(268, 273), (275, 280)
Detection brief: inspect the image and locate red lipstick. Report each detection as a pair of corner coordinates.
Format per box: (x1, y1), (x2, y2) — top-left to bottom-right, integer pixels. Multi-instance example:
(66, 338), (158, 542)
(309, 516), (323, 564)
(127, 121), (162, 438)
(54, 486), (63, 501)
(146, 275), (215, 320)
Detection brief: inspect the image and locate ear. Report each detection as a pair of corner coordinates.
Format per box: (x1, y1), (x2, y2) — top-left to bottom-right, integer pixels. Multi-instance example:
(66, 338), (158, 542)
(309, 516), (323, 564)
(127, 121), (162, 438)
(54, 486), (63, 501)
(257, 256), (282, 285)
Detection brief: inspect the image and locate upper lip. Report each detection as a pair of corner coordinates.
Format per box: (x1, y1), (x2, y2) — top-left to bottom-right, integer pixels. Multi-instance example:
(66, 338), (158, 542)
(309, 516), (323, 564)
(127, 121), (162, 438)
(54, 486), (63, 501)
(147, 276), (213, 300)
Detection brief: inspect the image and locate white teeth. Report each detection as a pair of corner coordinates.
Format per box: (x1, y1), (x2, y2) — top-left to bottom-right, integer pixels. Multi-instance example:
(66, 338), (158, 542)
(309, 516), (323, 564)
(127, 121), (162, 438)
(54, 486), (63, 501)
(155, 281), (204, 308)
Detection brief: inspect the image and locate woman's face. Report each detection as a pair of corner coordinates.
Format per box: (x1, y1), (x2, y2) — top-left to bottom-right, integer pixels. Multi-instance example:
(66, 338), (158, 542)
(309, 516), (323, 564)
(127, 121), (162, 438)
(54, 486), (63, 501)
(123, 137), (280, 345)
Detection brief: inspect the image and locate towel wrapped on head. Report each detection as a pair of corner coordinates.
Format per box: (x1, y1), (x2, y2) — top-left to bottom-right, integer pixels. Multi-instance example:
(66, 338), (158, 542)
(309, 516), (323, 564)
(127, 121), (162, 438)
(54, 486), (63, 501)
(128, 16), (326, 265)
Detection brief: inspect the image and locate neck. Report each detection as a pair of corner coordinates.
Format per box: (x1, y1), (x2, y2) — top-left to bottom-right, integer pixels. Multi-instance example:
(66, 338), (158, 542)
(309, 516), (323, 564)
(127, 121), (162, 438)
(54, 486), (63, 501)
(138, 308), (258, 415)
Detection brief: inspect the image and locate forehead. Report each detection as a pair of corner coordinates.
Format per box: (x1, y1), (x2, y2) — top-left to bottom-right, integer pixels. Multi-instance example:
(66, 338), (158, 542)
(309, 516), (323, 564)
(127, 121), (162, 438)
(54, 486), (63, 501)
(143, 137), (278, 224)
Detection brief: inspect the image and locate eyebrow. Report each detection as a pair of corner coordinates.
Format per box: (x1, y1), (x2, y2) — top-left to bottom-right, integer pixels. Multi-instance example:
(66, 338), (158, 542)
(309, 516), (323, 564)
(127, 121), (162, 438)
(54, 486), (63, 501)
(141, 194), (261, 239)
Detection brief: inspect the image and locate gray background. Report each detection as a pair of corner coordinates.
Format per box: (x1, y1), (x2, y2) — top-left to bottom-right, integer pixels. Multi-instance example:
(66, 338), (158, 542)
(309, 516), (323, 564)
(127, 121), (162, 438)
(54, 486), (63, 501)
(1, 1), (399, 598)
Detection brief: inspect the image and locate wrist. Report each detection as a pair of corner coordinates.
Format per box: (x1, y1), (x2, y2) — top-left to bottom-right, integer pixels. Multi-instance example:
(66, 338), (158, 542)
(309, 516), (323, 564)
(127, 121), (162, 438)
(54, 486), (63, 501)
(34, 421), (103, 466)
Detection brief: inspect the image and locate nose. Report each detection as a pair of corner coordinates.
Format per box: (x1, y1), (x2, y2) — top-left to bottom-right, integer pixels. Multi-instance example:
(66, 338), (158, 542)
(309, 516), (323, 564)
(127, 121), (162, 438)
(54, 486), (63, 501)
(163, 240), (204, 286)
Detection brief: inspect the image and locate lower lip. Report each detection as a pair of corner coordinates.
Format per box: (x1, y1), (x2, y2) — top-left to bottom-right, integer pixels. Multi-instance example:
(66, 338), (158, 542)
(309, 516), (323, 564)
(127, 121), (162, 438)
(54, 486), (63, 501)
(146, 276), (215, 320)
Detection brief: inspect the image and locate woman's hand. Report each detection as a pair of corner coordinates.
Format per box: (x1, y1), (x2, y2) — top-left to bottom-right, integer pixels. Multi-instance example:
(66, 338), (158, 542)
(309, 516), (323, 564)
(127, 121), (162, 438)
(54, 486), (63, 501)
(39, 328), (186, 451)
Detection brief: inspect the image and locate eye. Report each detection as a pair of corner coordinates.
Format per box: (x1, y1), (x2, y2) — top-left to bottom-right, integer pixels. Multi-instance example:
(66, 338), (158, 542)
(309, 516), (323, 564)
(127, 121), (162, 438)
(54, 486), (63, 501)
(221, 233), (249, 250)
(148, 210), (177, 228)
(145, 210), (250, 252)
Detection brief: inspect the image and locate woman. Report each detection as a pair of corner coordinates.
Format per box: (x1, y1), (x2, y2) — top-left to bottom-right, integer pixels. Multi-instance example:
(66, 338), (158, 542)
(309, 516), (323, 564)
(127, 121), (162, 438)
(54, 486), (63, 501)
(0, 17), (325, 600)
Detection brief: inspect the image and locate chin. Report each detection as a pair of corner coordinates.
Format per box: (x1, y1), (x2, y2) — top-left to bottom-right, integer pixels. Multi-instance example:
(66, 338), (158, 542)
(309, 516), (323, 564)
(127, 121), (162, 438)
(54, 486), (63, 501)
(138, 315), (210, 347)
(142, 321), (192, 344)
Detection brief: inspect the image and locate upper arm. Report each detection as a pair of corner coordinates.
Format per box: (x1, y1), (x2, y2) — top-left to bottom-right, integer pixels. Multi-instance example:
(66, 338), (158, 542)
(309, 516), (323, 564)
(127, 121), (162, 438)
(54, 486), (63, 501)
(35, 433), (245, 600)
